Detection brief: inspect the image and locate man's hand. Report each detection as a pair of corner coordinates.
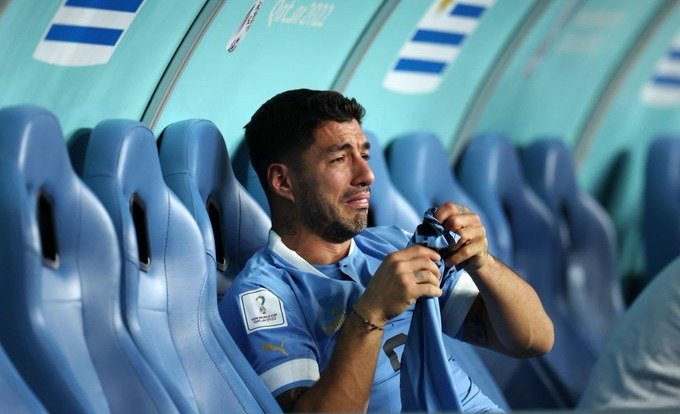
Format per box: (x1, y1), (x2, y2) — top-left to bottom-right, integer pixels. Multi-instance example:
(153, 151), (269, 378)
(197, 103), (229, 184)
(434, 202), (494, 272)
(354, 245), (443, 324)
(433, 203), (554, 357)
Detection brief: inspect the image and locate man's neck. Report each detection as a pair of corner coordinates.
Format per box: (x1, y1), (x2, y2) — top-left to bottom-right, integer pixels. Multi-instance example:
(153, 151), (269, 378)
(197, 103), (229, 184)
(273, 224), (351, 265)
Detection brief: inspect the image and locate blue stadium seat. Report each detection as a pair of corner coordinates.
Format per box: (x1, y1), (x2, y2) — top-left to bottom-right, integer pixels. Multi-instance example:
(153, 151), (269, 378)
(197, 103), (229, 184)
(157, 118), (279, 411)
(0, 105), (177, 413)
(0, 345), (45, 413)
(643, 135), (680, 281)
(81, 119), (281, 414)
(457, 133), (595, 407)
(365, 131), (508, 410)
(521, 138), (624, 353)
(386, 132), (503, 264)
(365, 131), (421, 229)
(158, 119), (270, 296)
(232, 142), (270, 216)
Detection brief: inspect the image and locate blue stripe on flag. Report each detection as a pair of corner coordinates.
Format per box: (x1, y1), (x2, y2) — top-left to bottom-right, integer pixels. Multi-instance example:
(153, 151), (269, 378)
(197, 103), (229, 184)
(65, 0), (144, 13)
(669, 49), (680, 60)
(450, 4), (486, 18)
(412, 29), (464, 46)
(45, 24), (123, 46)
(653, 75), (680, 87)
(395, 59), (447, 74)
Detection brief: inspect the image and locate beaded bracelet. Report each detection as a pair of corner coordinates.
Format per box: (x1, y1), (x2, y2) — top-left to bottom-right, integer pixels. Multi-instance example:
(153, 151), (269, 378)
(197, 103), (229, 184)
(351, 306), (384, 331)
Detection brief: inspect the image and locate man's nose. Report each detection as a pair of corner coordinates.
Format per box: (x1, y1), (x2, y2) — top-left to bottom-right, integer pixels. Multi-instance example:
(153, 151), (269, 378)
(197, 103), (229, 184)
(353, 155), (375, 187)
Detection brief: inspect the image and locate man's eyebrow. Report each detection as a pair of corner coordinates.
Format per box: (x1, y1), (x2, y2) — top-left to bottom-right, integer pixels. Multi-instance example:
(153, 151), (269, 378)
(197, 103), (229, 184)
(323, 141), (371, 153)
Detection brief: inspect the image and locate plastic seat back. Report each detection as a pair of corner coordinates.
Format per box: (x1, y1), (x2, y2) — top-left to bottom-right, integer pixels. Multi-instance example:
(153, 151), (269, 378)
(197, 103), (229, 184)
(0, 345), (45, 414)
(82, 119), (278, 413)
(158, 119), (270, 296)
(457, 133), (595, 407)
(386, 132), (501, 261)
(364, 131), (421, 229)
(643, 136), (680, 280)
(521, 138), (623, 352)
(0, 105), (175, 414)
(158, 119), (281, 412)
(232, 142), (271, 216)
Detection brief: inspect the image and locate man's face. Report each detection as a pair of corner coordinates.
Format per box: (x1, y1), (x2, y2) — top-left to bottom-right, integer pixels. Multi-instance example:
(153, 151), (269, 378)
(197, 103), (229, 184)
(292, 119), (375, 243)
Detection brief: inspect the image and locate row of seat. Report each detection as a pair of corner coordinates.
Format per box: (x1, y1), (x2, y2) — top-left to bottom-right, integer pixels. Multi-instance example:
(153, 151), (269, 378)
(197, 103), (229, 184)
(0, 106), (277, 413)
(1, 104), (676, 411)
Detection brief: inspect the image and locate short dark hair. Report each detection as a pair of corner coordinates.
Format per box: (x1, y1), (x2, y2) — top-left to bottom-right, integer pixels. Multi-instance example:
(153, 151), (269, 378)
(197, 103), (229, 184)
(244, 89), (365, 191)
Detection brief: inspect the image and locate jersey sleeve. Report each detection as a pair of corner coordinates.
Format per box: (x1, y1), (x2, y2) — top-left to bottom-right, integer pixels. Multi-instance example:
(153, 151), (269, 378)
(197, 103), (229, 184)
(439, 268), (479, 339)
(221, 279), (320, 397)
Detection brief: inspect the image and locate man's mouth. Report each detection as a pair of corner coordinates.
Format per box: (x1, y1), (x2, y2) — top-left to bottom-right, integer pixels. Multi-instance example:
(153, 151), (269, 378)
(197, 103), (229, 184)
(344, 189), (370, 209)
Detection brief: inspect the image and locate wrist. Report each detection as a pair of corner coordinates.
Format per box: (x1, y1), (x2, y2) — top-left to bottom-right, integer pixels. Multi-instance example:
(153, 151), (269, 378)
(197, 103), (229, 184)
(468, 252), (495, 273)
(350, 306), (384, 332)
(352, 298), (388, 326)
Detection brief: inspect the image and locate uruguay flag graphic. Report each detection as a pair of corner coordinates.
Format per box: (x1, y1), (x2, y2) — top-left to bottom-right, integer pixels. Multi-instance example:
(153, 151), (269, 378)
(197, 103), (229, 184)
(33, 0), (146, 67)
(641, 30), (680, 106)
(383, 0), (495, 94)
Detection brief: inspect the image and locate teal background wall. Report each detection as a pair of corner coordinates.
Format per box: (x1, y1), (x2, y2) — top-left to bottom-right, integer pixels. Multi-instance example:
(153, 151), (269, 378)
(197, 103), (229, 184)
(153, 0), (383, 153)
(473, 0), (663, 147)
(343, 0), (537, 150)
(578, 2), (680, 278)
(0, 0), (204, 138)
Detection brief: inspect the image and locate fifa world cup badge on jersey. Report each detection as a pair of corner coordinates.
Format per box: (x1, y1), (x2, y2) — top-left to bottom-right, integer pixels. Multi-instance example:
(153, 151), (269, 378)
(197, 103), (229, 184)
(239, 288), (288, 333)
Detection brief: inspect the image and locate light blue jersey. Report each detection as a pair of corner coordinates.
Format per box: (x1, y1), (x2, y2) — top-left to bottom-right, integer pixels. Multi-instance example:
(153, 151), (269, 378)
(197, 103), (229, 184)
(220, 226), (495, 412)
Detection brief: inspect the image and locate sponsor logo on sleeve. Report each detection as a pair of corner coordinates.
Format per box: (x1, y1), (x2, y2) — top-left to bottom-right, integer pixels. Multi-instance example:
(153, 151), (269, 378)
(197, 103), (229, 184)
(641, 30), (680, 107)
(383, 0), (495, 94)
(240, 288), (288, 333)
(33, 0), (146, 67)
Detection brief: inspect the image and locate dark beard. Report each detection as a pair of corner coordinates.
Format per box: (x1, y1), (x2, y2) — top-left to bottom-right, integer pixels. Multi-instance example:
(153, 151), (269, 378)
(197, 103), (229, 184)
(298, 183), (369, 243)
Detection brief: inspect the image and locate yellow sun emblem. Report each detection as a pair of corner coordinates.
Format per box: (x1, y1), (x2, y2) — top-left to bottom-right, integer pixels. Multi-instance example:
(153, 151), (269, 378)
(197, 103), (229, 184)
(438, 0), (455, 12)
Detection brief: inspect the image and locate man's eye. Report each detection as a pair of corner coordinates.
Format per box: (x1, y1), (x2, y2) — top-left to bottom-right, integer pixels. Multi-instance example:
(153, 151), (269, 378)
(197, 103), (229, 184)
(331, 156), (345, 163)
(362, 154), (371, 161)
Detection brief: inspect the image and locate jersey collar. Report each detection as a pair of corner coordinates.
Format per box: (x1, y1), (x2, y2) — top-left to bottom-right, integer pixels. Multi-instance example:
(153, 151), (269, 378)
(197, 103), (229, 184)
(268, 230), (356, 278)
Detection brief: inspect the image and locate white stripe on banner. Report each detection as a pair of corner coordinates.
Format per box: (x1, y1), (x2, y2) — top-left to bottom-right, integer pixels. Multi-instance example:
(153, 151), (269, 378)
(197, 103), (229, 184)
(400, 42), (461, 63)
(33, 0), (146, 67)
(461, 0), (495, 6)
(641, 30), (680, 107)
(383, 0), (495, 94)
(52, 6), (137, 30)
(383, 72), (443, 94)
(419, 14), (479, 34)
(33, 41), (116, 66)
(657, 58), (680, 78)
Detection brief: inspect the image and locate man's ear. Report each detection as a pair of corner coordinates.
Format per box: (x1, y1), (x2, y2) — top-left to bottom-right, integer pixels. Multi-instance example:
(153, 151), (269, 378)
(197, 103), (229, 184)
(267, 163), (295, 202)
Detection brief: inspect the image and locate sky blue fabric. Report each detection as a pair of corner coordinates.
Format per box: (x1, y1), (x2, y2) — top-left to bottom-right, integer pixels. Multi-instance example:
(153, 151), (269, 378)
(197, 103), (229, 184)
(401, 207), (463, 411)
(220, 225), (500, 412)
